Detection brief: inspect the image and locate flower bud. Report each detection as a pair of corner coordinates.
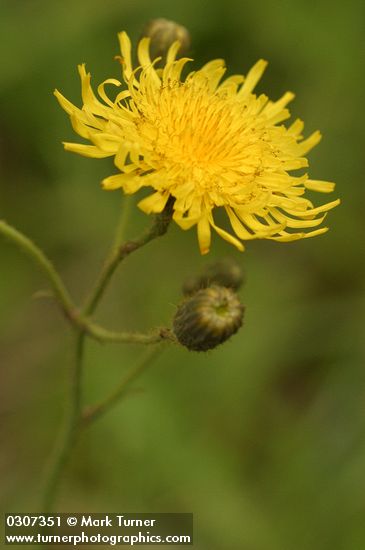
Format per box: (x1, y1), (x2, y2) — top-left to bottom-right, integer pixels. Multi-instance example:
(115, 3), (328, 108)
(140, 18), (191, 60)
(173, 285), (244, 352)
(182, 258), (244, 296)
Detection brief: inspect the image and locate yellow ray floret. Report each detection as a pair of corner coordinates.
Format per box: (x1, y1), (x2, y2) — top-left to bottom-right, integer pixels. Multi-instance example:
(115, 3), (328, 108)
(55, 32), (339, 254)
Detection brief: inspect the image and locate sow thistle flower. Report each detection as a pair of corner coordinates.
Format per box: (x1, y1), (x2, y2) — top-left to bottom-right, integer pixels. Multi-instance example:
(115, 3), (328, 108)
(55, 32), (339, 254)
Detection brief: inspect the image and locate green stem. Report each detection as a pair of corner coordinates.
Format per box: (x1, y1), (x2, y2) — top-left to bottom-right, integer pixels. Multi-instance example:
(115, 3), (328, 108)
(40, 198), (173, 512)
(83, 198), (174, 316)
(0, 219), (75, 316)
(82, 346), (163, 427)
(41, 333), (84, 512)
(112, 194), (133, 250)
(0, 216), (174, 346)
(83, 321), (175, 344)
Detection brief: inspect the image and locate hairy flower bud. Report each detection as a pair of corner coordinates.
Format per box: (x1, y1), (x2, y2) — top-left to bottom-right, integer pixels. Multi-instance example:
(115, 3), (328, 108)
(183, 258), (244, 296)
(140, 18), (191, 60)
(173, 286), (244, 352)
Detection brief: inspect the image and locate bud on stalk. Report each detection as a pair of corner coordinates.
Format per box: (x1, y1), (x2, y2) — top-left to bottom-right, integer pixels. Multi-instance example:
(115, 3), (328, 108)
(173, 285), (244, 352)
(183, 258), (244, 296)
(140, 18), (191, 61)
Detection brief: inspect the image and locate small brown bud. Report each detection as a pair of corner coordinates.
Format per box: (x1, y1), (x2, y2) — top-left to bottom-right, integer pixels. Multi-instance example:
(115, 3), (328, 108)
(140, 18), (191, 61)
(173, 285), (244, 352)
(183, 258), (244, 296)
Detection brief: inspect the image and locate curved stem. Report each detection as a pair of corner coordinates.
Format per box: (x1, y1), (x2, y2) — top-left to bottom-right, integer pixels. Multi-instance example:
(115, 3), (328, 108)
(0, 219), (75, 315)
(83, 321), (175, 344)
(40, 198), (173, 512)
(82, 195), (134, 316)
(82, 346), (163, 427)
(0, 210), (174, 346)
(112, 194), (133, 250)
(84, 198), (174, 316)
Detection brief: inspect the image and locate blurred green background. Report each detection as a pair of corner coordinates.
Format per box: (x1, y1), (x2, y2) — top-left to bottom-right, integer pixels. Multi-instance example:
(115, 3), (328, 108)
(1, 0), (364, 548)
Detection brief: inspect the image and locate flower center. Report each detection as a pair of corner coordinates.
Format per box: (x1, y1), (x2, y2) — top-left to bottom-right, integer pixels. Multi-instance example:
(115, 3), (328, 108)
(136, 81), (267, 192)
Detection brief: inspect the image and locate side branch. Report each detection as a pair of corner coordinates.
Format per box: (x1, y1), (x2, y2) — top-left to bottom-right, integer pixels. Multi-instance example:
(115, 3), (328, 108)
(81, 319), (176, 345)
(0, 219), (75, 316)
(83, 198), (174, 316)
(0, 218), (176, 346)
(82, 346), (163, 427)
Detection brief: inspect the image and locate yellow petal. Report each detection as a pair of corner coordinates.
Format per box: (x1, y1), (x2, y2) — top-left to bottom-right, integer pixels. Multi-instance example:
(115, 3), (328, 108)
(97, 78), (122, 106)
(225, 207), (257, 240)
(305, 179), (336, 193)
(239, 59), (268, 97)
(240, 213), (284, 235)
(197, 216), (212, 255)
(269, 227), (328, 242)
(137, 37), (153, 67)
(297, 130), (322, 155)
(54, 89), (77, 115)
(63, 142), (112, 158)
(217, 74), (245, 96)
(287, 118), (304, 137)
(91, 132), (120, 153)
(102, 173), (146, 193)
(264, 92), (295, 121)
(166, 40), (181, 64)
(69, 114), (90, 139)
(284, 199), (340, 218)
(209, 214), (245, 252)
(173, 211), (199, 230)
(118, 31), (133, 81)
(269, 207), (327, 228)
(138, 192), (169, 213)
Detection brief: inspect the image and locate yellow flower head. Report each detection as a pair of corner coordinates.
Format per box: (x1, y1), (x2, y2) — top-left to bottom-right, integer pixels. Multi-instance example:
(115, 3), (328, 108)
(55, 32), (339, 254)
